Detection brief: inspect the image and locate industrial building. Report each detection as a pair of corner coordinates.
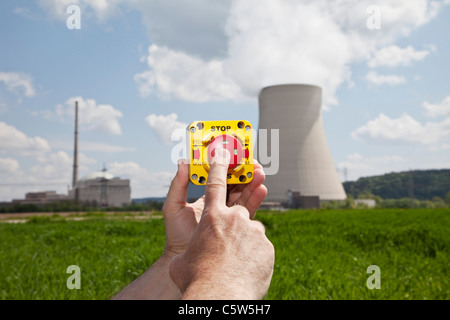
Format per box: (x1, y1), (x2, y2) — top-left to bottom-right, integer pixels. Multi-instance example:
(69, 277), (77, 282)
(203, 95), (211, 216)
(68, 101), (131, 208)
(11, 191), (68, 206)
(68, 170), (131, 207)
(0, 101), (131, 209)
(285, 189), (320, 209)
(258, 84), (346, 204)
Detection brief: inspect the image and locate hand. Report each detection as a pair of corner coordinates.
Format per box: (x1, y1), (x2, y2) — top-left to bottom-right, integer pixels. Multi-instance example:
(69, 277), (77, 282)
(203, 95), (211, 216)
(163, 158), (267, 258)
(169, 149), (275, 300)
(226, 159), (268, 219)
(162, 159), (205, 258)
(113, 153), (271, 300)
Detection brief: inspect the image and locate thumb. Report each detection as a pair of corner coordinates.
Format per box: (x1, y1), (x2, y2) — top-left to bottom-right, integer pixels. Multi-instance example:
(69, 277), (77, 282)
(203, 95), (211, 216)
(163, 159), (189, 214)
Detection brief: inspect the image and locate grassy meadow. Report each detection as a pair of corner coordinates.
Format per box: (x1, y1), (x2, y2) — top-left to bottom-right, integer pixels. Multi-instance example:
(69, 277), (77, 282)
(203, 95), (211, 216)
(0, 208), (448, 300)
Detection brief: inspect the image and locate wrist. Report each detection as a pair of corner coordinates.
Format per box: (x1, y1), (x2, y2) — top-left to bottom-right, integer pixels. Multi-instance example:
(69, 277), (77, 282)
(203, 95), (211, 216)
(181, 277), (257, 300)
(112, 250), (181, 300)
(163, 247), (183, 260)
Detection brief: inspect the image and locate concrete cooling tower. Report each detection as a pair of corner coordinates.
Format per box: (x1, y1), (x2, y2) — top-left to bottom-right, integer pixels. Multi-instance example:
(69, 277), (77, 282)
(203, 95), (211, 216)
(258, 84), (346, 202)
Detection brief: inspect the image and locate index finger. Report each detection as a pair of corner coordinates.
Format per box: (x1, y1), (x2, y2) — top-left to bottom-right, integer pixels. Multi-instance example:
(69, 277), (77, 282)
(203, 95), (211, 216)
(204, 148), (230, 210)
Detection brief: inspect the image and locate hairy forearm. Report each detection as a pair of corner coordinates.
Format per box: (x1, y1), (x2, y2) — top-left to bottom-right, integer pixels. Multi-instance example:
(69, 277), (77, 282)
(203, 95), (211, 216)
(180, 276), (257, 300)
(112, 253), (181, 300)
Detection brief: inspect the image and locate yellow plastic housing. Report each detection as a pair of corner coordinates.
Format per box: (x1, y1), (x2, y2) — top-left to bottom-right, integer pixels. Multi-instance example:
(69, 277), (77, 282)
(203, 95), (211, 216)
(188, 120), (253, 185)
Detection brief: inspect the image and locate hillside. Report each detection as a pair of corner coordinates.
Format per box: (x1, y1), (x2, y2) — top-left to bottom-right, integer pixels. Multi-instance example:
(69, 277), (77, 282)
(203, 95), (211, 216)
(343, 169), (450, 200)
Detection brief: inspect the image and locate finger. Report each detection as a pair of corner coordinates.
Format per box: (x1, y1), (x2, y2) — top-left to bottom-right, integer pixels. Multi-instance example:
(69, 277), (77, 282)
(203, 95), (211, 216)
(226, 184), (241, 206)
(242, 184), (268, 219)
(228, 164), (266, 207)
(230, 203), (252, 219)
(253, 219), (266, 234)
(162, 159), (189, 214)
(204, 148), (230, 210)
(253, 158), (262, 169)
(226, 160), (264, 206)
(191, 195), (205, 222)
(192, 194), (205, 207)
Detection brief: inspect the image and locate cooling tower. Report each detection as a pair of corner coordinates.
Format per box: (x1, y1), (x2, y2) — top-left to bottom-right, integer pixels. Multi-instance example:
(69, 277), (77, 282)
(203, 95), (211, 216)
(258, 84), (346, 202)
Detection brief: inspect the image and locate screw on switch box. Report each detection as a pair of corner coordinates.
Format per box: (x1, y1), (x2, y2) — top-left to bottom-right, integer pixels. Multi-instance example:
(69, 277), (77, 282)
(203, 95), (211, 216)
(187, 120), (253, 185)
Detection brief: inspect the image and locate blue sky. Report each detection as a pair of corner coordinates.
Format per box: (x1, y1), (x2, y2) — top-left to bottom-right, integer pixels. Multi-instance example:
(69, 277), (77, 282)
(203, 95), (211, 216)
(0, 0), (449, 201)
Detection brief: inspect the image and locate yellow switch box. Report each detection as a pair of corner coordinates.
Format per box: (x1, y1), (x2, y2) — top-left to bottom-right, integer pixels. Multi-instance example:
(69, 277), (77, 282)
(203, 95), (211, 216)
(187, 120), (253, 185)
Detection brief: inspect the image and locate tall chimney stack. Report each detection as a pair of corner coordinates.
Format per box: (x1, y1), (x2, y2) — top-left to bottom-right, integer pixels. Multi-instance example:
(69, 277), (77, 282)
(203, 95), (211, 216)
(72, 101), (79, 188)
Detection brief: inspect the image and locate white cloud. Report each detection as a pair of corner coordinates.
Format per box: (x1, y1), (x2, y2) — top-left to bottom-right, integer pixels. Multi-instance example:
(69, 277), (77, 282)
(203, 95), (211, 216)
(0, 158), (28, 202)
(337, 153), (406, 181)
(0, 149), (98, 201)
(37, 0), (230, 59)
(365, 71), (406, 86)
(30, 151), (72, 183)
(134, 45), (245, 102)
(351, 113), (450, 146)
(353, 95), (450, 148)
(29, 150), (96, 183)
(56, 96), (123, 135)
(423, 96), (450, 118)
(129, 0), (231, 60)
(352, 113), (422, 143)
(223, 0), (355, 106)
(368, 45), (433, 68)
(80, 142), (134, 153)
(0, 121), (101, 200)
(0, 72), (36, 98)
(337, 150), (450, 182)
(134, 0), (443, 107)
(0, 122), (50, 156)
(0, 158), (20, 174)
(145, 113), (187, 145)
(108, 161), (174, 198)
(78, 153), (97, 167)
(49, 139), (135, 153)
(33, 1), (445, 107)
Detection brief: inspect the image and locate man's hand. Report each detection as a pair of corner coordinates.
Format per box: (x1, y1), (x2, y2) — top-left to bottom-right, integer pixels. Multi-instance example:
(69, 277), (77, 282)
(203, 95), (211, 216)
(163, 157), (268, 258)
(113, 153), (269, 300)
(169, 149), (275, 300)
(162, 159), (205, 258)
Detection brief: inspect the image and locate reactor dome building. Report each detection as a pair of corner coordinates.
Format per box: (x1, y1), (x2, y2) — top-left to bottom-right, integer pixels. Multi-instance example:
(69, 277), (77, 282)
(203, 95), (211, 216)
(68, 100), (131, 208)
(68, 170), (131, 207)
(258, 84), (346, 203)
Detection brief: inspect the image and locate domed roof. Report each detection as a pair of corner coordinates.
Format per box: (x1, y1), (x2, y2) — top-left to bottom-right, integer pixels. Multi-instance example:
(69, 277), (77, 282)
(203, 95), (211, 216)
(80, 171), (114, 181)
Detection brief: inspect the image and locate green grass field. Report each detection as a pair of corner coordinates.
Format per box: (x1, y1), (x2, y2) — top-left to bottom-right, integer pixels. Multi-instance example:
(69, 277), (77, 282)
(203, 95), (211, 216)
(0, 208), (448, 300)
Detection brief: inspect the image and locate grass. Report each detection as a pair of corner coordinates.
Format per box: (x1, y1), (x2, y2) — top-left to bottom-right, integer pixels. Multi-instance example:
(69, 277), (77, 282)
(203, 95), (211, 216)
(0, 215), (165, 299)
(260, 208), (448, 299)
(0, 208), (448, 300)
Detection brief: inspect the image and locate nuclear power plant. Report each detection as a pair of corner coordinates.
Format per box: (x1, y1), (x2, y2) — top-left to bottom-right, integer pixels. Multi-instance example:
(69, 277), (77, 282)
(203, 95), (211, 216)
(68, 101), (131, 207)
(68, 170), (131, 207)
(4, 87), (344, 209)
(258, 84), (346, 205)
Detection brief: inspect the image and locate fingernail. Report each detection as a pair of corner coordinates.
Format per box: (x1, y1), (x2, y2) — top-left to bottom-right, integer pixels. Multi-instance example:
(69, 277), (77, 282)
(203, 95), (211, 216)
(214, 148), (230, 164)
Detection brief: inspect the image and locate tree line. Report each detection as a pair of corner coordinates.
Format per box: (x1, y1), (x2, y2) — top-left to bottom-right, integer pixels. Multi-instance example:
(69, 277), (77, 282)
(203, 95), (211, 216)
(0, 199), (163, 214)
(343, 169), (450, 201)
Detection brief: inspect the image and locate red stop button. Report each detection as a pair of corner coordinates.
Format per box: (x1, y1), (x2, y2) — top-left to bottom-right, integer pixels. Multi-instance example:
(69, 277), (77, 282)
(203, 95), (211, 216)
(208, 134), (243, 169)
